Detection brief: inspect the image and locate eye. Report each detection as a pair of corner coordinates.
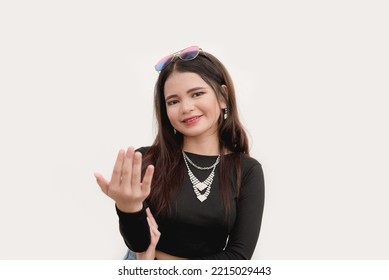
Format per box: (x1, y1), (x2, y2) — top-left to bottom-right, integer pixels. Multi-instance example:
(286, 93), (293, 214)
(167, 100), (179, 106)
(192, 91), (205, 97)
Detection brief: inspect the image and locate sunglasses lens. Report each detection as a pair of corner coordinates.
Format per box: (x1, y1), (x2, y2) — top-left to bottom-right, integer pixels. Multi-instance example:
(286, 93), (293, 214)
(155, 46), (201, 72)
(179, 46), (200, 60)
(155, 55), (174, 72)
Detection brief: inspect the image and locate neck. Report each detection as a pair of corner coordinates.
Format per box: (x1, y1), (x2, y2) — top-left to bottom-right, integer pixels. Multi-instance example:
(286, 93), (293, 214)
(183, 134), (220, 156)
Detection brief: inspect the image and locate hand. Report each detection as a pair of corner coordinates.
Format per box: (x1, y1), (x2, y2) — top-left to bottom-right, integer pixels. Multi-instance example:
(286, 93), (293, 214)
(94, 147), (154, 213)
(136, 208), (161, 260)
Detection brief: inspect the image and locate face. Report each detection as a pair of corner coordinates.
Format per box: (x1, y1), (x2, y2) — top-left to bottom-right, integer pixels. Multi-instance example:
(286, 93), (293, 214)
(164, 71), (226, 139)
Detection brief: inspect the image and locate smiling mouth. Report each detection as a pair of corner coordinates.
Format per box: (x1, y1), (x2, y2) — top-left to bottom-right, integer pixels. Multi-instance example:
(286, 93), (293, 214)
(182, 115), (202, 125)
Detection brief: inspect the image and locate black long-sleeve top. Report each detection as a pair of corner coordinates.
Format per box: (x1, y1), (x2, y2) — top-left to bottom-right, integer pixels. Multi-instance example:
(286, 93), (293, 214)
(116, 147), (265, 260)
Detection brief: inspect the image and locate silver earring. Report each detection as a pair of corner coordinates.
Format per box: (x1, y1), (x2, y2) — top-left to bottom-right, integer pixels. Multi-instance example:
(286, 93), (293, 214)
(223, 108), (228, 120)
(174, 128), (177, 134)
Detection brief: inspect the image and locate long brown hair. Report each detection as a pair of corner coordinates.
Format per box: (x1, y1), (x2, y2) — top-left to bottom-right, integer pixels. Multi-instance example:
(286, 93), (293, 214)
(142, 51), (249, 216)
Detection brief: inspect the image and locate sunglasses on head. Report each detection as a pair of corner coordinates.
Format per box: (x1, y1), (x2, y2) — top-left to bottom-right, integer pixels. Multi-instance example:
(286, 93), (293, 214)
(154, 46), (202, 72)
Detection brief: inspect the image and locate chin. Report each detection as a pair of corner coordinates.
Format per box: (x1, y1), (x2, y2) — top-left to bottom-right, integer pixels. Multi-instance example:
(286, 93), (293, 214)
(181, 127), (216, 138)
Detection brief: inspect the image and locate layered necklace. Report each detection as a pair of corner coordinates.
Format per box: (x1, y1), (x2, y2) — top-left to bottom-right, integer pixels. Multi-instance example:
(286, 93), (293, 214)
(182, 151), (220, 202)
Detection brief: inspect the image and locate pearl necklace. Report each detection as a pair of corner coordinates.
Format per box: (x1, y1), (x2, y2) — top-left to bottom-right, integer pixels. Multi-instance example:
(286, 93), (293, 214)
(182, 151), (220, 202)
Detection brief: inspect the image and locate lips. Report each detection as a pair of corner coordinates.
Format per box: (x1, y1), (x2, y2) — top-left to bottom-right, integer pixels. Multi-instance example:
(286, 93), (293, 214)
(182, 115), (202, 125)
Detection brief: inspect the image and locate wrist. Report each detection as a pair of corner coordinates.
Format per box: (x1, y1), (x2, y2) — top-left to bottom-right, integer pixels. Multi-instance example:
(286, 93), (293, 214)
(116, 202), (143, 213)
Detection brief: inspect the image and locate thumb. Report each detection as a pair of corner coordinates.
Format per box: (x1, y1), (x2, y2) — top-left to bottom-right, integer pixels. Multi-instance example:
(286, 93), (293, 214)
(94, 172), (109, 195)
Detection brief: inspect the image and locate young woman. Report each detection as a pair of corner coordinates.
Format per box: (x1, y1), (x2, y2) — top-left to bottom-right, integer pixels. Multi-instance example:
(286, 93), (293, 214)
(95, 46), (265, 260)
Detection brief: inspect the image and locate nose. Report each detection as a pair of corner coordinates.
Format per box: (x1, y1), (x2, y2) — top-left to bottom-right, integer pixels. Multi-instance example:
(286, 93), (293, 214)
(180, 99), (195, 114)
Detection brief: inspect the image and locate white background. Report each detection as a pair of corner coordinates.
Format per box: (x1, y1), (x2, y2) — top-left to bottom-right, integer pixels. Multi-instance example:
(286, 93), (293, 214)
(0, 0), (388, 259)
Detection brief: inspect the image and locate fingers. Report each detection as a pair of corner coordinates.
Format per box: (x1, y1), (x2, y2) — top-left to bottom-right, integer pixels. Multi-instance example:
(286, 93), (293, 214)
(121, 149), (153, 195)
(146, 208), (158, 229)
(120, 147), (135, 187)
(149, 223), (161, 246)
(141, 165), (155, 196)
(100, 147), (153, 206)
(131, 151), (142, 188)
(146, 209), (160, 246)
(110, 149), (125, 186)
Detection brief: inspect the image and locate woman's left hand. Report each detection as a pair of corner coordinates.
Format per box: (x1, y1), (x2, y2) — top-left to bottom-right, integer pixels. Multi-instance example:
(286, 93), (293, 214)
(136, 208), (160, 260)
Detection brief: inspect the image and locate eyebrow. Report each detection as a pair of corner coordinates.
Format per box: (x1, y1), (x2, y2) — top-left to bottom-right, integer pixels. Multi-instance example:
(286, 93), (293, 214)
(165, 87), (208, 101)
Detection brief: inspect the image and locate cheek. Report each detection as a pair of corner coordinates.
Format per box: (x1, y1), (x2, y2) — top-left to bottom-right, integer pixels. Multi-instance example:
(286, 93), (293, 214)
(166, 107), (177, 123)
(212, 103), (222, 118)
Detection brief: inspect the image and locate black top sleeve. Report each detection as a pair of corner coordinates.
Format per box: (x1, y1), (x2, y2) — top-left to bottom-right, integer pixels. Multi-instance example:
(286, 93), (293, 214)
(116, 203), (150, 252)
(193, 163), (265, 259)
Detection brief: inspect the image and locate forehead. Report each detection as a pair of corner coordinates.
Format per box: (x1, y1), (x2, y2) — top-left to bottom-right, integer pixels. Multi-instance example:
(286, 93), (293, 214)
(164, 72), (209, 95)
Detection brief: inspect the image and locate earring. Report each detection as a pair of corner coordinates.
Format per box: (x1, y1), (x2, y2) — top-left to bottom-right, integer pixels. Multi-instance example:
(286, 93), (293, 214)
(174, 128), (177, 134)
(223, 108), (228, 120)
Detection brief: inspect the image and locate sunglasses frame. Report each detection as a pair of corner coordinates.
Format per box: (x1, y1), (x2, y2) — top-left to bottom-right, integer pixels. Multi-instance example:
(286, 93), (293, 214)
(154, 46), (202, 72)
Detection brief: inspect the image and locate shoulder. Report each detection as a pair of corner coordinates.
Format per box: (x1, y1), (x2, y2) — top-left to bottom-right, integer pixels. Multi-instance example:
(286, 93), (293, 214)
(240, 154), (264, 184)
(241, 154), (262, 171)
(224, 153), (262, 172)
(135, 146), (152, 155)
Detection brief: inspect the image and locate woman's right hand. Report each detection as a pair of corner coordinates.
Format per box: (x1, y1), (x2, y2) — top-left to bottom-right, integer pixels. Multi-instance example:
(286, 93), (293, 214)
(94, 147), (154, 213)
